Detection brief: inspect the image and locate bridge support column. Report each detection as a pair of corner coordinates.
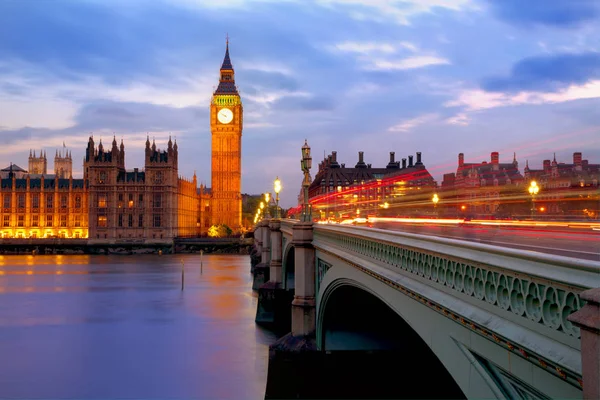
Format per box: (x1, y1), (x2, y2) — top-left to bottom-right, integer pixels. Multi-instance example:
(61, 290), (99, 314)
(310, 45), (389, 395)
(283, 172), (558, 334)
(250, 223), (263, 273)
(252, 220), (271, 290)
(568, 288), (600, 400)
(290, 222), (316, 337)
(256, 219), (292, 330)
(264, 222), (318, 399)
(269, 219), (282, 284)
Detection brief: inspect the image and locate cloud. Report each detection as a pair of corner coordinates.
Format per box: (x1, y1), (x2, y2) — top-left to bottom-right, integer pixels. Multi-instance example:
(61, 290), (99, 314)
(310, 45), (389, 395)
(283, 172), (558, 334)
(329, 40), (450, 71)
(315, 0), (473, 25)
(368, 56), (450, 71)
(272, 95), (335, 112)
(445, 112), (470, 125)
(485, 0), (600, 28)
(388, 113), (438, 132)
(482, 52), (600, 93)
(446, 80), (600, 110)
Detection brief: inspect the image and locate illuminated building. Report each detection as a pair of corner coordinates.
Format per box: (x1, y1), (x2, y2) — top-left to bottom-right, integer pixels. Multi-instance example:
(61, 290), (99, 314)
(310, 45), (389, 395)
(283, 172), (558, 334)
(209, 39), (243, 233)
(307, 150), (436, 219)
(524, 152), (599, 218)
(0, 170), (88, 239)
(441, 152), (524, 217)
(84, 135), (201, 243)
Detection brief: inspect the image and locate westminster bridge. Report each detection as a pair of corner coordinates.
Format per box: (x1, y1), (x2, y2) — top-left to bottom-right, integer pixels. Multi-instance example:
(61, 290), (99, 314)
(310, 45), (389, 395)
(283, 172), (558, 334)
(252, 218), (600, 399)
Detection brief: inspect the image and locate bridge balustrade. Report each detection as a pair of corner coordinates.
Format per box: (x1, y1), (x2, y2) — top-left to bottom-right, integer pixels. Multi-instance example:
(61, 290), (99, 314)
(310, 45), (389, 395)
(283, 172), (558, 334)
(256, 218), (600, 398)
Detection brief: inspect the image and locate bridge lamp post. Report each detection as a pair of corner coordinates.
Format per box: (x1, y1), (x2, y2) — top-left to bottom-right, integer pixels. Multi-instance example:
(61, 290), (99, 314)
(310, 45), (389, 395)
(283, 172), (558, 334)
(528, 181), (539, 219)
(301, 139), (312, 223)
(274, 177), (281, 219)
(432, 193), (439, 217)
(259, 202), (265, 220)
(264, 193), (271, 219)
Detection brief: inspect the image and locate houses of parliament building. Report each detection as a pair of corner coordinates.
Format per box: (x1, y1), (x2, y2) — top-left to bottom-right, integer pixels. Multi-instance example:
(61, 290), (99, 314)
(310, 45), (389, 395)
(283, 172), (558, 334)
(0, 41), (243, 242)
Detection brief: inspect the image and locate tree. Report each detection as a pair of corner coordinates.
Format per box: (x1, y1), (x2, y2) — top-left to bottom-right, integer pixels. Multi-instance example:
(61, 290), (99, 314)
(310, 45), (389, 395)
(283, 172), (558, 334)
(208, 224), (232, 237)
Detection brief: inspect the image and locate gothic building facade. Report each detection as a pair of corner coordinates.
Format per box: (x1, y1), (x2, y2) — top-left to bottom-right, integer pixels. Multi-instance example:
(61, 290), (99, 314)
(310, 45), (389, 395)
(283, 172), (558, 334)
(84, 135), (199, 243)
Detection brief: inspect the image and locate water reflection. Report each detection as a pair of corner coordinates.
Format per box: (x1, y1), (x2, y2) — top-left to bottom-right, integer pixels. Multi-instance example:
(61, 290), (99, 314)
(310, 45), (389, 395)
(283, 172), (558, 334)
(0, 254), (277, 399)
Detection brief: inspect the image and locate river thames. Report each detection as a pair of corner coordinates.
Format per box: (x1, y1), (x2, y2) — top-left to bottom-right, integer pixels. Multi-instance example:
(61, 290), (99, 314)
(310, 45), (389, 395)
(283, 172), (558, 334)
(0, 254), (278, 399)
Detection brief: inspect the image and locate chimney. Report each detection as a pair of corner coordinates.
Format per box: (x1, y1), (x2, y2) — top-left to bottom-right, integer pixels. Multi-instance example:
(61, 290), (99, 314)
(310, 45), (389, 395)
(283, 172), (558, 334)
(341, 163), (345, 168)
(402, 158), (407, 169)
(408, 155), (414, 167)
(367, 164), (371, 168)
(416, 152), (422, 165)
(458, 153), (464, 167)
(355, 151), (367, 168)
(543, 160), (551, 171)
(387, 152), (399, 169)
(330, 151), (340, 168)
(491, 152), (499, 164)
(573, 152), (582, 166)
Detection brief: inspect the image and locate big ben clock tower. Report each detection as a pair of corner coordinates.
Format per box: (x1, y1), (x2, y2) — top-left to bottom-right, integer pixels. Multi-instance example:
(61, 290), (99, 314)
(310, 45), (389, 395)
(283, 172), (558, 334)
(210, 39), (243, 232)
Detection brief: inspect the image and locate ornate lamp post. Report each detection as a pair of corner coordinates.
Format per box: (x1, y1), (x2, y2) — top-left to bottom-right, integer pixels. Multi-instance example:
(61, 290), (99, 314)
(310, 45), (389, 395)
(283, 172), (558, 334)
(528, 181), (539, 218)
(264, 193), (271, 219)
(274, 176), (281, 219)
(301, 139), (312, 222)
(432, 193), (439, 217)
(259, 202), (265, 220)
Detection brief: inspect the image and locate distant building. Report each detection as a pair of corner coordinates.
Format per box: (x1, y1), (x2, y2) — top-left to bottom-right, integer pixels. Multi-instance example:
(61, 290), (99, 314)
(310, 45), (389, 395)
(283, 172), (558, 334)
(0, 164), (28, 179)
(524, 152), (599, 218)
(28, 150), (47, 175)
(441, 152), (524, 217)
(308, 150), (436, 218)
(54, 147), (73, 179)
(0, 173), (88, 239)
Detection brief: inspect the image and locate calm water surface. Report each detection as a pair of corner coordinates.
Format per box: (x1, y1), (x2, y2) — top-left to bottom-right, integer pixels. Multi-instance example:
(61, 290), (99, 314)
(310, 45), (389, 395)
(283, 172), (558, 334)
(0, 254), (277, 399)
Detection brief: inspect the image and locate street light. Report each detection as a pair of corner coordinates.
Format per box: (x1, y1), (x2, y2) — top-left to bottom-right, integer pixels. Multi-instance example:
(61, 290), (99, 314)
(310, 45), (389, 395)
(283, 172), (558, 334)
(274, 176), (281, 219)
(528, 181), (540, 218)
(432, 193), (439, 217)
(264, 193), (271, 219)
(301, 139), (312, 222)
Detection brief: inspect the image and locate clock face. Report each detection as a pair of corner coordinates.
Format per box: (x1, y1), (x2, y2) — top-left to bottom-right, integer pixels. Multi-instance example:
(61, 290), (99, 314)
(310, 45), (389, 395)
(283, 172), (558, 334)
(217, 108), (233, 124)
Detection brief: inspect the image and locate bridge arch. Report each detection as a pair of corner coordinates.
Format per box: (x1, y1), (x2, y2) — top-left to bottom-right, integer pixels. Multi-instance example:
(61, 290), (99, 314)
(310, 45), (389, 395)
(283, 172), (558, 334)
(317, 277), (465, 398)
(281, 244), (295, 291)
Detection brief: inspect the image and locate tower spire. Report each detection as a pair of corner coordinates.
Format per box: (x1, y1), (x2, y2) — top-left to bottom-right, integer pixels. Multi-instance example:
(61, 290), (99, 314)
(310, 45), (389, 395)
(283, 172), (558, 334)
(220, 36), (233, 70)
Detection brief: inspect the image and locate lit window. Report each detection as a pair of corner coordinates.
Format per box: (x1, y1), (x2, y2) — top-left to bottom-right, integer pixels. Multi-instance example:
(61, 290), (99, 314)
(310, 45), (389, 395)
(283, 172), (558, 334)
(98, 194), (107, 208)
(98, 215), (107, 228)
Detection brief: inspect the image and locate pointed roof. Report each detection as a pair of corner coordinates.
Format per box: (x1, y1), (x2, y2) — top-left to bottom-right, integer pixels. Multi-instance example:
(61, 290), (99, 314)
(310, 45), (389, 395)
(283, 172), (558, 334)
(221, 38), (233, 70)
(215, 39), (239, 95)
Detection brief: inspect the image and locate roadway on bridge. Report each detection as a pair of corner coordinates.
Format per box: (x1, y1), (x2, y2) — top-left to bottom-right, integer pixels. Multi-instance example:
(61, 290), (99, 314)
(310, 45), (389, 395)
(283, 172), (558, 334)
(370, 221), (600, 261)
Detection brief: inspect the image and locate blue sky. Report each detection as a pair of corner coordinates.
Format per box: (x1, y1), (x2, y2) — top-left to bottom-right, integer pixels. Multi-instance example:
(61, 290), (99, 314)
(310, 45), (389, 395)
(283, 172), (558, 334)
(1, 0), (599, 206)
